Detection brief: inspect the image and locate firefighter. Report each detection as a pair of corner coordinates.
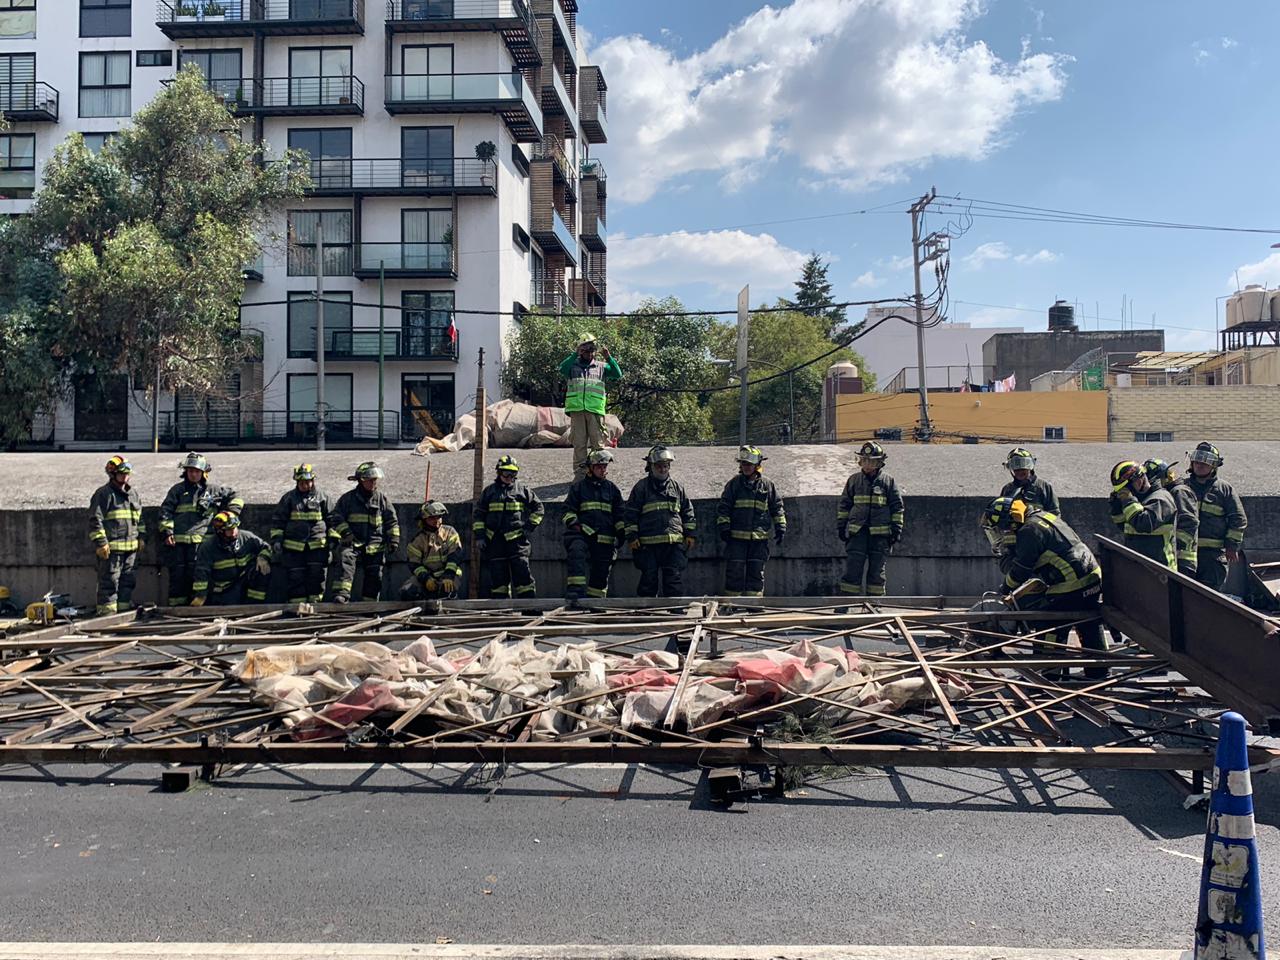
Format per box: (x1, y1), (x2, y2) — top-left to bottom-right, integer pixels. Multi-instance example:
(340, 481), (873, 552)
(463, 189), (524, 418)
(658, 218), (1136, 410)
(981, 496), (1108, 680)
(1000, 447), (1060, 514)
(400, 501), (464, 602)
(88, 455), (145, 615)
(717, 445), (786, 597)
(560, 333), (621, 479)
(563, 449), (626, 601)
(330, 462), (400, 603)
(189, 511), (271, 607)
(1108, 460), (1177, 570)
(157, 452), (243, 606)
(836, 441), (904, 597)
(269, 464), (337, 604)
(1185, 442), (1248, 591)
(624, 445), (696, 598)
(1144, 458), (1199, 577)
(473, 455), (544, 598)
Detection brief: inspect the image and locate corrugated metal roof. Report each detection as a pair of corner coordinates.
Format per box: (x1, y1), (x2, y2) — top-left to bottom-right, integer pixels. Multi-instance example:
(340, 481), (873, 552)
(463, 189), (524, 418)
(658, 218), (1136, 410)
(1122, 350), (1223, 370)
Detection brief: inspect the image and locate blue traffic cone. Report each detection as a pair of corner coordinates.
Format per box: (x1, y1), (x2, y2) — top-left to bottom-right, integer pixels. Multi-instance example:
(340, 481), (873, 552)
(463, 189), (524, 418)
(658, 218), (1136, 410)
(1195, 711), (1266, 959)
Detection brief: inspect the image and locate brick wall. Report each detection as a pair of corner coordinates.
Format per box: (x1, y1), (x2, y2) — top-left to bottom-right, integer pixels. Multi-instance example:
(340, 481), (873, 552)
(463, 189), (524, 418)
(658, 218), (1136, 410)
(1108, 385), (1280, 441)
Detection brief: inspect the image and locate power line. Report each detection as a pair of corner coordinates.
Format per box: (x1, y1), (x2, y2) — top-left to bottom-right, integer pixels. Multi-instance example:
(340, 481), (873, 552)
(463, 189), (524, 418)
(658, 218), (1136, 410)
(932, 196), (1280, 235)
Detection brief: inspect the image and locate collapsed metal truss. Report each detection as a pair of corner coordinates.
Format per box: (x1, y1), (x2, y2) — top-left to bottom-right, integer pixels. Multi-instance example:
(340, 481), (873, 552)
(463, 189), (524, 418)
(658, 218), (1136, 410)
(0, 596), (1275, 778)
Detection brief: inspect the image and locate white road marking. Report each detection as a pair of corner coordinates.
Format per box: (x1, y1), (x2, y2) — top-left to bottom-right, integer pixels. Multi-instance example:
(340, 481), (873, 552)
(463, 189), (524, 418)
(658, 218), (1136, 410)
(1157, 846), (1202, 862)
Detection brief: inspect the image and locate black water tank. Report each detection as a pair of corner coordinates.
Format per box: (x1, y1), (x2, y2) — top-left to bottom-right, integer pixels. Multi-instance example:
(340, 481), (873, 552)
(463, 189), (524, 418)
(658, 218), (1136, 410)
(1048, 299), (1077, 332)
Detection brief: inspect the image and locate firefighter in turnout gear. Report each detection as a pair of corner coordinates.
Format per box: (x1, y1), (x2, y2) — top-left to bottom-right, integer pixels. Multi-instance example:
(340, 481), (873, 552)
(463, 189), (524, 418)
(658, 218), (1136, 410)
(400, 501), (464, 602)
(1108, 460), (1177, 570)
(1000, 448), (1060, 514)
(158, 452), (243, 606)
(330, 462), (400, 603)
(189, 511), (271, 607)
(625, 445), (697, 597)
(1144, 458), (1199, 576)
(717, 445), (786, 597)
(560, 333), (621, 479)
(473, 456), (544, 598)
(982, 497), (1108, 680)
(1186, 442), (1248, 591)
(837, 441), (903, 597)
(269, 464), (337, 604)
(88, 455), (145, 615)
(563, 449), (626, 600)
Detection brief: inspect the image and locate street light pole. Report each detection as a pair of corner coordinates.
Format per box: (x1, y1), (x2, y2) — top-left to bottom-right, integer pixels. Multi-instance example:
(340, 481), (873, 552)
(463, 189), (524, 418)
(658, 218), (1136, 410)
(314, 218), (326, 451)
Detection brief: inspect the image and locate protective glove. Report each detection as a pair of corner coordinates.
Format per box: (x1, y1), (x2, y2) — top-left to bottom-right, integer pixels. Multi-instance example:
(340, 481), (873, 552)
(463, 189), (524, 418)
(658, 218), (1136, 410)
(95, 543), (111, 560)
(441, 578), (456, 593)
(424, 578), (438, 593)
(719, 528), (731, 544)
(683, 537), (696, 552)
(164, 534), (176, 548)
(1226, 547), (1241, 563)
(628, 540), (641, 553)
(775, 528), (786, 545)
(836, 525), (848, 543)
(271, 542), (284, 562)
(256, 555), (271, 576)
(190, 596), (206, 607)
(340, 532), (355, 547)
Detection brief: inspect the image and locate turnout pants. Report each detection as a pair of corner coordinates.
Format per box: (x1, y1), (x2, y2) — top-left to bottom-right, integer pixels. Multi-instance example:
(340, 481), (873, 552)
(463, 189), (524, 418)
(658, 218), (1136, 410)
(208, 569), (270, 606)
(166, 542), (199, 606)
(1195, 548), (1230, 592)
(95, 550), (138, 615)
(723, 539), (770, 597)
(570, 411), (606, 479)
(634, 542), (687, 598)
(283, 546), (328, 603)
(332, 547), (386, 602)
(565, 536), (615, 599)
(841, 531), (890, 596)
(1023, 583), (1108, 681)
(399, 574), (458, 602)
(481, 538), (535, 598)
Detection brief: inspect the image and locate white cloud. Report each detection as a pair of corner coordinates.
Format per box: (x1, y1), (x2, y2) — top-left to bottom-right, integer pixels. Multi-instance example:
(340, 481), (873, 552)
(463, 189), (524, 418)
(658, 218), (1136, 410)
(1231, 251), (1280, 290)
(852, 270), (883, 288)
(878, 254), (914, 273)
(961, 241), (1058, 269)
(608, 229), (811, 307)
(1221, 36), (1239, 49)
(592, 0), (1069, 203)
(1014, 248), (1058, 264)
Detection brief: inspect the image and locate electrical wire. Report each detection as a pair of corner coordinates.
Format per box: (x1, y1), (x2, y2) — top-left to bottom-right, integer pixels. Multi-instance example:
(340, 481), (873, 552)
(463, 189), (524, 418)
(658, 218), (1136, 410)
(931, 196), (1280, 235)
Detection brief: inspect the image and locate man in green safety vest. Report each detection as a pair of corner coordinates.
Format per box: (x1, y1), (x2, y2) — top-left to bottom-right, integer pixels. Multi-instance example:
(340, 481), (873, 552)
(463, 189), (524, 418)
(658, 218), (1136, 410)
(560, 333), (621, 480)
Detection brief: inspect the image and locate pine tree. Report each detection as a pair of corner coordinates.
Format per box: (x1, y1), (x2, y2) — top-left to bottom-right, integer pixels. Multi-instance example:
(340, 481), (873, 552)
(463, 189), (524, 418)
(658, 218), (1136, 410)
(790, 253), (846, 335)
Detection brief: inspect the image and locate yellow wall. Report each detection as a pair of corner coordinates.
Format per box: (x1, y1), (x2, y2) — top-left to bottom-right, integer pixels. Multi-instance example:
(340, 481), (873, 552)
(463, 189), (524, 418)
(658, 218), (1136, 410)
(834, 391), (1109, 443)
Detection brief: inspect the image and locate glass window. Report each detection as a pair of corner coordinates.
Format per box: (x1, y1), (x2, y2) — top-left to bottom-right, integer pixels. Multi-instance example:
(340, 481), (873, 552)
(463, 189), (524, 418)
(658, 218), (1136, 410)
(177, 49), (241, 102)
(401, 373), (455, 440)
(81, 132), (116, 154)
(0, 133), (35, 199)
(402, 291), (454, 357)
(402, 208), (452, 270)
(287, 209), (352, 276)
(289, 46), (351, 107)
(0, 1), (36, 40)
(400, 44), (452, 100)
(136, 50), (172, 67)
(288, 373), (352, 424)
(80, 0), (130, 38)
(80, 51), (130, 117)
(402, 126), (453, 184)
(288, 127), (352, 189)
(288, 291), (352, 357)
(1043, 426), (1066, 441)
(0, 54), (35, 112)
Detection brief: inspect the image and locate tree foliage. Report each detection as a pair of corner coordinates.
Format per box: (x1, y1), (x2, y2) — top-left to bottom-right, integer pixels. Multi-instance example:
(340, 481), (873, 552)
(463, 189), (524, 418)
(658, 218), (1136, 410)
(0, 67), (308, 444)
(786, 253), (847, 335)
(501, 297), (720, 445)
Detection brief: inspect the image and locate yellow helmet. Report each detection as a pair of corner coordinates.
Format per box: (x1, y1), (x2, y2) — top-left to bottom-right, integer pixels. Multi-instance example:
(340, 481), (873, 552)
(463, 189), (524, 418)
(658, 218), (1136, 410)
(1110, 460), (1142, 493)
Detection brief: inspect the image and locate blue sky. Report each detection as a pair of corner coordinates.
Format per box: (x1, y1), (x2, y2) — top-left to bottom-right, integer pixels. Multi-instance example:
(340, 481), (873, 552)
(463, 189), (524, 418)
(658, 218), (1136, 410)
(580, 0), (1280, 350)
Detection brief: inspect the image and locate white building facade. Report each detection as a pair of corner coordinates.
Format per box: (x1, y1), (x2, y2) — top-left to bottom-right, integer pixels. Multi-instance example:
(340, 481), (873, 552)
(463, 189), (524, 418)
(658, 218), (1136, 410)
(0, 0), (608, 449)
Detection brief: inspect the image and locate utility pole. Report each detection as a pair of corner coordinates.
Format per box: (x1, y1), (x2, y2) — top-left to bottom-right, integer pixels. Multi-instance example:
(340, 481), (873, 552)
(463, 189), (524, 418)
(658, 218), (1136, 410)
(377, 260), (386, 450)
(736, 285), (750, 447)
(468, 347), (486, 599)
(909, 187), (943, 442)
(314, 218), (326, 451)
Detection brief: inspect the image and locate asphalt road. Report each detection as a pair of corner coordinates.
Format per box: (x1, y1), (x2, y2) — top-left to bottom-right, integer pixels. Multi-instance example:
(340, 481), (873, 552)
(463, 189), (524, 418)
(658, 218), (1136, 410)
(0, 760), (1276, 949)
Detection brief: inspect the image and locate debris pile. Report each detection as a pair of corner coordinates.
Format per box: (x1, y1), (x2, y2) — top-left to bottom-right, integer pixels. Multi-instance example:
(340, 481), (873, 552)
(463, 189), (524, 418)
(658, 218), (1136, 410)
(414, 399), (625, 455)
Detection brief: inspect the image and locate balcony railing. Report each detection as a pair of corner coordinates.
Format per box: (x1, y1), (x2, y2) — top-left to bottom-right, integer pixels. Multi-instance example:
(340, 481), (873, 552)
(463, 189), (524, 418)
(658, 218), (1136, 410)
(542, 63), (576, 126)
(384, 72), (542, 140)
(243, 252), (265, 281)
(323, 326), (460, 361)
(535, 207), (576, 262)
(354, 242), (456, 278)
(245, 76), (365, 114)
(530, 134), (575, 196)
(581, 214), (606, 251)
(299, 157), (497, 195)
(580, 157), (605, 182)
(0, 81), (59, 122)
(532, 0), (575, 67)
(531, 277), (576, 312)
(156, 0), (365, 36)
(384, 0), (542, 67)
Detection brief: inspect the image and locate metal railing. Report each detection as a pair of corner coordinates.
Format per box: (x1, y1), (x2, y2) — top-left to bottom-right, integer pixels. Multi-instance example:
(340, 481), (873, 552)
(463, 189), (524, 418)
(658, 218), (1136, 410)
(579, 157), (605, 181)
(156, 0), (364, 26)
(386, 0), (535, 32)
(581, 214), (606, 243)
(530, 133), (574, 186)
(531, 277), (576, 312)
(0, 81), (59, 119)
(384, 71), (535, 110)
(300, 157), (496, 192)
(533, 0), (574, 61)
(355, 242), (455, 274)
(885, 364), (995, 393)
(252, 75), (364, 110)
(551, 206), (575, 252)
(325, 326), (460, 360)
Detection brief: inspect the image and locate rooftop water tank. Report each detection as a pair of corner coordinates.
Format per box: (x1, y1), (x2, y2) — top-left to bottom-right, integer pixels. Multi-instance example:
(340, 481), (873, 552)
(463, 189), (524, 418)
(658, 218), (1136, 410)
(1226, 292), (1242, 328)
(1270, 290), (1280, 322)
(1048, 300), (1077, 332)
(1239, 284), (1268, 324)
(827, 361), (859, 379)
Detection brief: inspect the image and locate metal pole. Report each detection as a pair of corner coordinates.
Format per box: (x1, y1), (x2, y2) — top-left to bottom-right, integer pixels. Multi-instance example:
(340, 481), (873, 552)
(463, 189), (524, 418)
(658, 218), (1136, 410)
(736, 285), (750, 447)
(315, 219), (326, 451)
(788, 370), (794, 442)
(468, 347), (487, 599)
(377, 261), (385, 450)
(910, 190), (934, 441)
(151, 329), (162, 454)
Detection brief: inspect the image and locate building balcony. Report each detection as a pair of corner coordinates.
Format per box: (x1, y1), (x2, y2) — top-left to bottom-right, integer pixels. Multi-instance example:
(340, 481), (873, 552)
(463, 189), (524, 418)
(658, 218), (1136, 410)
(385, 0), (541, 68)
(322, 326), (460, 362)
(569, 274), (603, 312)
(239, 76), (365, 115)
(384, 72), (542, 142)
(531, 0), (575, 68)
(0, 82), (58, 123)
(580, 157), (606, 197)
(529, 134), (575, 201)
(531, 277), (576, 312)
(580, 213), (605, 252)
(354, 242), (457, 279)
(300, 157), (497, 196)
(541, 63), (577, 129)
(579, 64), (606, 143)
(531, 206), (577, 264)
(156, 0), (365, 38)
(243, 252), (265, 282)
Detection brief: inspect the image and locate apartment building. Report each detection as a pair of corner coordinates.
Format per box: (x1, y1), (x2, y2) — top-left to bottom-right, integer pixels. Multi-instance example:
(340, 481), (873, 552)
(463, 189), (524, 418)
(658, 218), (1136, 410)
(0, 0), (609, 449)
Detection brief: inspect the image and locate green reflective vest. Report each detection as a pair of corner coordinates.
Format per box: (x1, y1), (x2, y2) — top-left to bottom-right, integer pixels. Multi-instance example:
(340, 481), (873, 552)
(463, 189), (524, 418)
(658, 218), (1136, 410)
(560, 354), (620, 415)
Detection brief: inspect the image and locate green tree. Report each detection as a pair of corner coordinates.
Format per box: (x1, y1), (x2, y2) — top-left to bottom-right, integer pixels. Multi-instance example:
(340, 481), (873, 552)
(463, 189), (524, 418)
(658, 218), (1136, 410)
(501, 297), (720, 446)
(0, 67), (308, 444)
(787, 253), (847, 335)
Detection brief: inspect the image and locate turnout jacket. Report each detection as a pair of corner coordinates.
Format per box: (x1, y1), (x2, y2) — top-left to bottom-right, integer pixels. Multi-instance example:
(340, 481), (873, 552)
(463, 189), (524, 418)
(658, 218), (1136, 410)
(473, 480), (544, 545)
(332, 487), (400, 557)
(625, 473), (696, 547)
(89, 481), (145, 553)
(1187, 473), (1247, 552)
(999, 474), (1060, 515)
(563, 474), (626, 547)
(407, 524), (464, 581)
(158, 479), (243, 545)
(1109, 487), (1177, 569)
(1001, 508), (1101, 596)
(837, 469), (904, 541)
(717, 472), (787, 541)
(1167, 479), (1200, 570)
(191, 530), (271, 601)
(270, 487), (337, 552)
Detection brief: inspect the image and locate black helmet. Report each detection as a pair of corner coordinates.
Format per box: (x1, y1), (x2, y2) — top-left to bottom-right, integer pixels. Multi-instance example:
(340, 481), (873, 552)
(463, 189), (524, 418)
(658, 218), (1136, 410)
(1189, 442), (1224, 469)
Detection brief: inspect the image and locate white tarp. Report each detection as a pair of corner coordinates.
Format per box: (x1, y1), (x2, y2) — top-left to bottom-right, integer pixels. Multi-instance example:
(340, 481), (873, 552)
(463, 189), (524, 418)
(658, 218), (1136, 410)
(413, 400), (624, 455)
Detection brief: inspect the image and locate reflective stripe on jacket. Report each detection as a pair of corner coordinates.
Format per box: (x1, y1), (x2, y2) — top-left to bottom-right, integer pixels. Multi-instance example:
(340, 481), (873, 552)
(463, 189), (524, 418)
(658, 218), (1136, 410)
(191, 530), (270, 600)
(564, 474), (626, 546)
(269, 488), (336, 552)
(625, 474), (696, 546)
(560, 354), (621, 415)
(407, 525), (464, 579)
(1167, 479), (1200, 568)
(89, 482), (144, 552)
(1001, 509), (1101, 596)
(1114, 487), (1177, 570)
(158, 480), (243, 544)
(717, 473), (786, 541)
(332, 487), (401, 556)
(837, 469), (903, 539)
(1187, 473), (1247, 551)
(473, 480), (544, 543)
